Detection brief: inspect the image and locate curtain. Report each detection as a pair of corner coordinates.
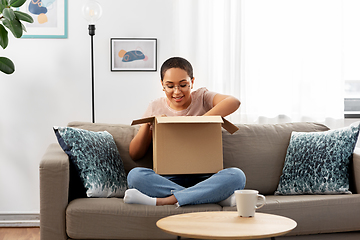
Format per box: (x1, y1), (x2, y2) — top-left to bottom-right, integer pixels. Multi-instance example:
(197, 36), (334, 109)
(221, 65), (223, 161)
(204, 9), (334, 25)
(174, 0), (344, 127)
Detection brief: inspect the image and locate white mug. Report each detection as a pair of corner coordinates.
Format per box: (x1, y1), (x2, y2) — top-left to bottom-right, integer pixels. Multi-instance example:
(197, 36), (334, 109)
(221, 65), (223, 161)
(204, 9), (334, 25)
(235, 189), (266, 217)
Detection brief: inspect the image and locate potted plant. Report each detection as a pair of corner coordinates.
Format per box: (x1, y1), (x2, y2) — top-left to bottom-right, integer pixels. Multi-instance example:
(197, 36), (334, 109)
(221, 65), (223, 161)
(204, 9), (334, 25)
(0, 0), (33, 74)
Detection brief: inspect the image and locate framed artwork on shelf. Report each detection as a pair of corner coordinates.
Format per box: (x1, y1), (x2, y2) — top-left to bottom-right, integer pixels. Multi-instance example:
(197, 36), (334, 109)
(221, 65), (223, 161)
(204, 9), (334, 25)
(20, 0), (68, 39)
(111, 38), (157, 71)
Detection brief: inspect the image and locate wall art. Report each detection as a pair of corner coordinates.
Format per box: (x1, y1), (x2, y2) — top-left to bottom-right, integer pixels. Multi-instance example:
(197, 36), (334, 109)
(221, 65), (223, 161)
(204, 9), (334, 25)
(20, 0), (68, 38)
(111, 38), (157, 71)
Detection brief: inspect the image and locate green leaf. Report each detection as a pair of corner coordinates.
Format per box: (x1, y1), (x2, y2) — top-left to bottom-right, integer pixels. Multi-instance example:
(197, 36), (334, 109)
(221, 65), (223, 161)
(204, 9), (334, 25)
(3, 7), (15, 21)
(9, 0), (26, 8)
(0, 4), (6, 13)
(20, 21), (26, 32)
(0, 56), (15, 74)
(0, 24), (9, 49)
(0, 0), (7, 13)
(2, 18), (22, 38)
(14, 11), (34, 23)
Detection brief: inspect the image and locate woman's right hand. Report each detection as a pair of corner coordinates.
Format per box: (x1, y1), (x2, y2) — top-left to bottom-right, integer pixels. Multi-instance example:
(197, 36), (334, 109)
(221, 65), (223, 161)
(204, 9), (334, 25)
(129, 122), (153, 161)
(129, 115), (167, 160)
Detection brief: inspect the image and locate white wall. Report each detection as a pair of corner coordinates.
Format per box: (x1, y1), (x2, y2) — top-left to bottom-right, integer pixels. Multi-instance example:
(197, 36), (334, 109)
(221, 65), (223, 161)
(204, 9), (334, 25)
(0, 0), (177, 214)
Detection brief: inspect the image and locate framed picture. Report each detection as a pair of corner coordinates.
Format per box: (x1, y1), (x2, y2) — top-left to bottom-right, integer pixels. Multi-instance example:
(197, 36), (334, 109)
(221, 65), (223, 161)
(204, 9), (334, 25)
(20, 0), (68, 38)
(111, 38), (157, 71)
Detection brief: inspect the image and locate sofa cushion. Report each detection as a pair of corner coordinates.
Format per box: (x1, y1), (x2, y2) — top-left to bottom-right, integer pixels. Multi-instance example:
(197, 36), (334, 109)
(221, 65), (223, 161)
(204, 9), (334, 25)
(223, 194), (360, 236)
(54, 127), (128, 197)
(275, 122), (360, 195)
(222, 122), (330, 195)
(66, 198), (222, 239)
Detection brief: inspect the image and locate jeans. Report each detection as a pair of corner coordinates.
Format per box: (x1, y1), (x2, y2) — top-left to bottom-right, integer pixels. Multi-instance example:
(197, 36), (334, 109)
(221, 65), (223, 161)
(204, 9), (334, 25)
(127, 167), (246, 206)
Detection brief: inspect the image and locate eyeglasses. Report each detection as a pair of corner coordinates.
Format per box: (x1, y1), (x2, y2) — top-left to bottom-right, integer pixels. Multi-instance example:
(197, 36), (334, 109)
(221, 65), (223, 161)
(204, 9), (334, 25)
(163, 82), (191, 93)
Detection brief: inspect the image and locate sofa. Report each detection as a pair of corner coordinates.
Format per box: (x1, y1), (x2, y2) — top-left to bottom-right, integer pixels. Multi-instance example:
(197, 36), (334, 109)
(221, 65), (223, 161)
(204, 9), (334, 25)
(40, 121), (360, 240)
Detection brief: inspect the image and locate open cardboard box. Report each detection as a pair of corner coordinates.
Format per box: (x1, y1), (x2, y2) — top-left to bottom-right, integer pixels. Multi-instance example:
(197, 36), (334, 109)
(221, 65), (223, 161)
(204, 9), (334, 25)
(132, 116), (239, 175)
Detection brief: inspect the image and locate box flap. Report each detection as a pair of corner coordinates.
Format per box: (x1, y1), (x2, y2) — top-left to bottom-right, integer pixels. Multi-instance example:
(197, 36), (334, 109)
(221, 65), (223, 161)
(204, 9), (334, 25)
(132, 116), (239, 134)
(222, 117), (239, 134)
(131, 116), (155, 126)
(156, 116), (223, 124)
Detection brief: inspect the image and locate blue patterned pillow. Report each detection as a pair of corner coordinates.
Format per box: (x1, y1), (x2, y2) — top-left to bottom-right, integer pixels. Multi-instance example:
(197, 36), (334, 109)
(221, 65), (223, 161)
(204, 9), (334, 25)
(54, 127), (128, 198)
(275, 122), (360, 195)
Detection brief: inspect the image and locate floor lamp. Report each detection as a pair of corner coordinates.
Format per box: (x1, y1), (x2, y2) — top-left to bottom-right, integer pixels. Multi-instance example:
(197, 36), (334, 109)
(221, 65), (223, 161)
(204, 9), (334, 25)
(81, 0), (103, 123)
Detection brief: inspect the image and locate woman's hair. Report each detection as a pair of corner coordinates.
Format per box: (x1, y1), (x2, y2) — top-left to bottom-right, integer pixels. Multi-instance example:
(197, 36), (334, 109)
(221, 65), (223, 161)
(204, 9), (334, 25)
(160, 57), (193, 81)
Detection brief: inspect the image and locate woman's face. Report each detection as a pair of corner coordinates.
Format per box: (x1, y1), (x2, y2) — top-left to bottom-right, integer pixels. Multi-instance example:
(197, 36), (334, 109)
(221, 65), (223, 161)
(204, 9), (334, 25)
(162, 68), (194, 111)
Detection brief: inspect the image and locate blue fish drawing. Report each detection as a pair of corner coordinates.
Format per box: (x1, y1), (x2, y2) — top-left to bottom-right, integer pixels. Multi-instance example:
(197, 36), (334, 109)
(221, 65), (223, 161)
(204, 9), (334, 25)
(122, 50), (145, 62)
(29, 0), (48, 15)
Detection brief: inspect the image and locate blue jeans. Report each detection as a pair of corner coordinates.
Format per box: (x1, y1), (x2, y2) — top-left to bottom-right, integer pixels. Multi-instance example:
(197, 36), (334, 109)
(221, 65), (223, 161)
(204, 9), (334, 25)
(127, 167), (246, 206)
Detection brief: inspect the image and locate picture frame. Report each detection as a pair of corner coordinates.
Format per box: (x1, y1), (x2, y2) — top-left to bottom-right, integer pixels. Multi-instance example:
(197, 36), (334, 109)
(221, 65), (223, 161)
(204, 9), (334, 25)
(111, 38), (157, 71)
(20, 0), (68, 39)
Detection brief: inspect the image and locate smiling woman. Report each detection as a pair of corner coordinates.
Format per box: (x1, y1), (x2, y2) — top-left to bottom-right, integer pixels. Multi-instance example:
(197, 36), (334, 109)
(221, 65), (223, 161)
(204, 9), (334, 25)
(162, 68), (193, 111)
(125, 56), (245, 207)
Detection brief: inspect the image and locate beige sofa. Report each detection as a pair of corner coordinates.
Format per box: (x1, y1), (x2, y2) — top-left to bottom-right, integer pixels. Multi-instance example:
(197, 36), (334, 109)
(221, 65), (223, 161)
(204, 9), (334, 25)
(40, 121), (360, 240)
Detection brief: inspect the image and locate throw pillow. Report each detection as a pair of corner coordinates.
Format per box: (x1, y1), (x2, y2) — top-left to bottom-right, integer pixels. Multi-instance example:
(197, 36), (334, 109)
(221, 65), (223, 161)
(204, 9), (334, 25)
(54, 126), (128, 197)
(275, 122), (360, 195)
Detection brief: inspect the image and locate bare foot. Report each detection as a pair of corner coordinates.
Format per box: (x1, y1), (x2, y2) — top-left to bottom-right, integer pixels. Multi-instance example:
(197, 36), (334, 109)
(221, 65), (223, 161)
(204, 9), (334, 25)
(156, 195), (178, 206)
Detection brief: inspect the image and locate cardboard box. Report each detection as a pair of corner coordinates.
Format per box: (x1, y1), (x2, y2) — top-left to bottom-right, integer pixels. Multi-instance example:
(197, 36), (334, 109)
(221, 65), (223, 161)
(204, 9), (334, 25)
(131, 116), (238, 175)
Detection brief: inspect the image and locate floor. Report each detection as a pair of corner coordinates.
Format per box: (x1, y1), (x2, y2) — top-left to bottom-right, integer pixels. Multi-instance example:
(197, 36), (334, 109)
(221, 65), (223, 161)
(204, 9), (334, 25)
(0, 227), (40, 240)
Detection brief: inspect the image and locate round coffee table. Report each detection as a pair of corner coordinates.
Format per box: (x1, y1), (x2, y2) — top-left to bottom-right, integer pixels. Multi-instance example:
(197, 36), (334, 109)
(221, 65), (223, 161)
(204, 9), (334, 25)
(156, 211), (297, 240)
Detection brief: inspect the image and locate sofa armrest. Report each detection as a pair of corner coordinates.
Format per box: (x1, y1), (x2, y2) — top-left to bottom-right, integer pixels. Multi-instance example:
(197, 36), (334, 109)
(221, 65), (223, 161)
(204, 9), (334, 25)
(352, 147), (360, 194)
(40, 143), (69, 240)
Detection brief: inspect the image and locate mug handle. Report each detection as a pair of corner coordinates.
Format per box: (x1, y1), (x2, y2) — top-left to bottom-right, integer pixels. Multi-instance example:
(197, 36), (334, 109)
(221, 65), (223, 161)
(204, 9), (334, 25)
(255, 194), (266, 209)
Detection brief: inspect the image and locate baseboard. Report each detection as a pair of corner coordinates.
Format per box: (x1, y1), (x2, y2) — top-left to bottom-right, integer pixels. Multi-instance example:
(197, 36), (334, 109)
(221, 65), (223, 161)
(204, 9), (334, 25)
(0, 213), (40, 227)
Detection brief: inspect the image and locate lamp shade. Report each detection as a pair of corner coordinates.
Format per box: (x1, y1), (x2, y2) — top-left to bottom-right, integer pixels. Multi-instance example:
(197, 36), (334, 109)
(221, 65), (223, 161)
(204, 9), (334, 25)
(82, 0), (103, 24)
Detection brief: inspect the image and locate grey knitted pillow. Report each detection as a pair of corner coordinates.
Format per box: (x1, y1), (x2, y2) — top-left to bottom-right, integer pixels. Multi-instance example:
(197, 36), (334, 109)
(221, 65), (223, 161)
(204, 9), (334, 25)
(275, 122), (360, 195)
(54, 127), (128, 197)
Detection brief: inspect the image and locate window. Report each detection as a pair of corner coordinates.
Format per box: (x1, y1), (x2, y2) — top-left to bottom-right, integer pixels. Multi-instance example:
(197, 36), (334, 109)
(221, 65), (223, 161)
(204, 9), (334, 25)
(344, 80), (360, 118)
(343, 1), (360, 119)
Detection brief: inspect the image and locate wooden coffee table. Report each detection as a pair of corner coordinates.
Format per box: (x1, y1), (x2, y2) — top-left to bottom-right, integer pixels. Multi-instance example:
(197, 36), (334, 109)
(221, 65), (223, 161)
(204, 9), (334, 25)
(156, 211), (297, 240)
